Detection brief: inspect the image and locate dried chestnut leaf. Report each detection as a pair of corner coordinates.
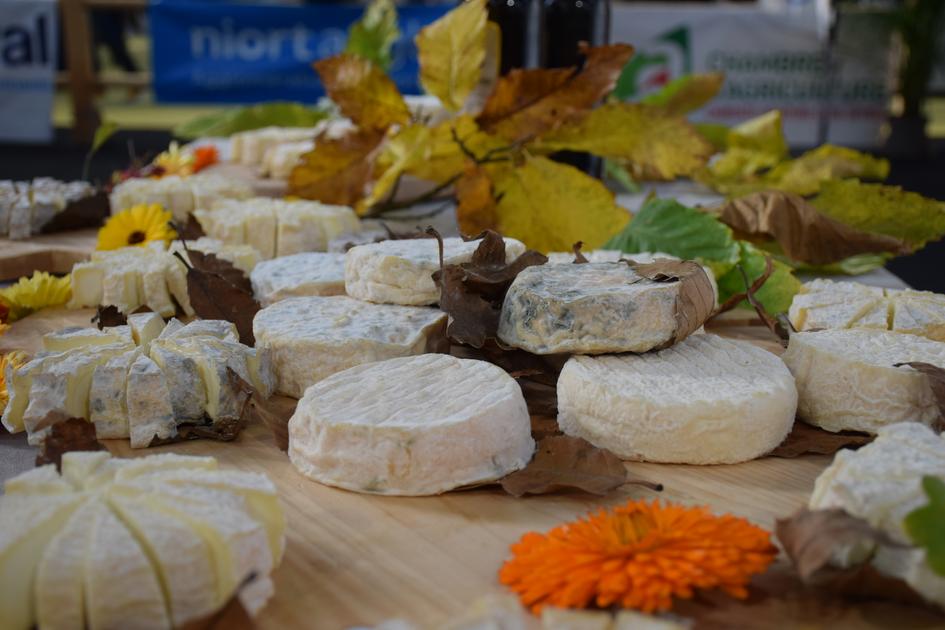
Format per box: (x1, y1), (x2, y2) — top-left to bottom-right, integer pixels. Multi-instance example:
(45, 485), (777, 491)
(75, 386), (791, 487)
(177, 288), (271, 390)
(175, 215), (207, 241)
(35, 416), (105, 471)
(432, 229), (547, 348)
(249, 395), (299, 452)
(775, 507), (903, 581)
(175, 251), (259, 346)
(40, 190), (110, 234)
(894, 362), (945, 430)
(768, 421), (872, 458)
(571, 241), (589, 264)
(499, 435), (662, 497)
(631, 259), (715, 344)
(92, 305), (127, 329)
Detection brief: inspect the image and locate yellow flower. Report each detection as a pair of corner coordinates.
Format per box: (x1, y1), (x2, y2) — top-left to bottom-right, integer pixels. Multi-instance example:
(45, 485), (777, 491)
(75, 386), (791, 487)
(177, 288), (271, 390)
(0, 351), (28, 412)
(0, 272), (72, 322)
(97, 204), (177, 251)
(153, 141), (195, 177)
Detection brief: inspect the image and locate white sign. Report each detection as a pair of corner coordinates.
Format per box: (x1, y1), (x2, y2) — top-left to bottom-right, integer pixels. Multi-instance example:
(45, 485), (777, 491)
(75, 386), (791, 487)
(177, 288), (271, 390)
(611, 4), (893, 148)
(0, 0), (57, 143)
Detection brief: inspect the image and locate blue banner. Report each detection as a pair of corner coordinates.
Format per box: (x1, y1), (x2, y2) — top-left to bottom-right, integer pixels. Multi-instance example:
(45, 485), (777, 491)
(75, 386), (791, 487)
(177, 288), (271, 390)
(149, 0), (451, 103)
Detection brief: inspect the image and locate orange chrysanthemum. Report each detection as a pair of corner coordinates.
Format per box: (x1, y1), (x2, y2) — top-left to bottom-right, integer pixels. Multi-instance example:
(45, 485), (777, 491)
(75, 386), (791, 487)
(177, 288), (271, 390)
(499, 500), (777, 614)
(192, 145), (219, 173)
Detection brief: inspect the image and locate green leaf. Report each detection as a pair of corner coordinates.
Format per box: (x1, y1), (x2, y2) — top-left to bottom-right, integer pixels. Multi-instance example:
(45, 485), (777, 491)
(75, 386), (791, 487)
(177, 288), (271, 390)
(716, 242), (801, 314)
(345, 0), (400, 71)
(173, 102), (329, 140)
(811, 179), (945, 250)
(905, 476), (945, 578)
(604, 197), (741, 278)
(604, 159), (640, 193)
(91, 121), (118, 155)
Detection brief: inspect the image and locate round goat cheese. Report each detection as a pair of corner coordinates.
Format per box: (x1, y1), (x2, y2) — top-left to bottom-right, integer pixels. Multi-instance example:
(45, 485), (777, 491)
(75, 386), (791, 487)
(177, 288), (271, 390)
(288, 354), (535, 495)
(344, 236), (526, 306)
(557, 334), (797, 464)
(782, 329), (945, 434)
(498, 262), (698, 355)
(809, 422), (945, 607)
(250, 252), (345, 306)
(253, 296), (448, 397)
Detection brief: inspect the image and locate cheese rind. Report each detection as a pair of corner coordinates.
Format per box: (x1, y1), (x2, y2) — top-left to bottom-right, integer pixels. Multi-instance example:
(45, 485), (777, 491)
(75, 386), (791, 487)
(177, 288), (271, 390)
(809, 422), (945, 607)
(498, 262), (681, 355)
(782, 329), (945, 434)
(345, 236), (527, 306)
(250, 252), (346, 306)
(557, 334), (798, 464)
(253, 295), (448, 397)
(126, 355), (178, 448)
(288, 354), (535, 495)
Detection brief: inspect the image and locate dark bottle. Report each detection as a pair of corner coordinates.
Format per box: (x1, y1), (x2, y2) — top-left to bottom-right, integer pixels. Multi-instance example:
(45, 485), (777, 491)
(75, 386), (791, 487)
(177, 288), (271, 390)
(488, 0), (528, 74)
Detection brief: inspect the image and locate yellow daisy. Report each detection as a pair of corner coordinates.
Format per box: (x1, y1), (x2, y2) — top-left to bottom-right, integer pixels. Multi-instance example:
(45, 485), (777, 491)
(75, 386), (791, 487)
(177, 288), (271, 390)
(0, 272), (72, 322)
(0, 351), (28, 412)
(97, 203), (177, 251)
(153, 141), (195, 177)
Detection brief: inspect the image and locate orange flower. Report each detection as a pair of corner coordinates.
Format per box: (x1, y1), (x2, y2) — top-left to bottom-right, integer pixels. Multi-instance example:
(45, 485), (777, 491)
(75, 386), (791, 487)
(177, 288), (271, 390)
(499, 500), (777, 614)
(192, 145), (219, 173)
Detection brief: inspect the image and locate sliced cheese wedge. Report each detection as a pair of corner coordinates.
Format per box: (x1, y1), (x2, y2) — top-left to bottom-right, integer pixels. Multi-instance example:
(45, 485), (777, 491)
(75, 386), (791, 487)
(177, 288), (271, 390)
(149, 343), (208, 421)
(782, 329), (945, 434)
(42, 326), (131, 353)
(3, 464), (72, 495)
(126, 355), (178, 448)
(89, 348), (141, 438)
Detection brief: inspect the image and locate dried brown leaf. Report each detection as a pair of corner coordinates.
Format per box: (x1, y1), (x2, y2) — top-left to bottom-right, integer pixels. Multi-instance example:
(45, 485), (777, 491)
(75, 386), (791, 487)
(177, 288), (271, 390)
(499, 435), (660, 497)
(768, 421), (872, 458)
(35, 416), (104, 471)
(431, 229), (547, 348)
(713, 191), (909, 264)
(93, 305), (127, 329)
(477, 43), (635, 142)
(571, 241), (589, 264)
(176, 252), (259, 346)
(894, 362), (945, 430)
(288, 128), (385, 207)
(313, 54), (409, 130)
(175, 214), (206, 241)
(248, 394), (299, 452)
(631, 260), (715, 344)
(39, 190), (110, 234)
(775, 508), (902, 581)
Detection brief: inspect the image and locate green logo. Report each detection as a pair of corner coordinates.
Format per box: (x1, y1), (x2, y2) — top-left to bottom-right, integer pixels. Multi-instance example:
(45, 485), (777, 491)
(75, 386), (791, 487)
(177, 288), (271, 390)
(614, 26), (691, 100)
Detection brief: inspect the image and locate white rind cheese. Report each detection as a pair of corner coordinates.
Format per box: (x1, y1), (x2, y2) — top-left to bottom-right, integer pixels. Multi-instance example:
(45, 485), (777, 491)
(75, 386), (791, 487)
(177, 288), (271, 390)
(250, 252), (346, 306)
(254, 296), (448, 397)
(288, 354), (535, 495)
(498, 262), (681, 355)
(782, 329), (945, 434)
(809, 422), (945, 607)
(789, 278), (945, 342)
(557, 334), (798, 464)
(345, 236), (527, 306)
(127, 355), (178, 448)
(109, 173), (252, 221)
(89, 348), (142, 439)
(0, 453), (285, 629)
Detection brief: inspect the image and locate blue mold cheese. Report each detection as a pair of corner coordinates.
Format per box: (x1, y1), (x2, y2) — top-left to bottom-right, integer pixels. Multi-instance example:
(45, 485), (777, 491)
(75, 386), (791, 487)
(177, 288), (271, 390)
(0, 451), (285, 630)
(253, 295), (448, 398)
(288, 354), (535, 495)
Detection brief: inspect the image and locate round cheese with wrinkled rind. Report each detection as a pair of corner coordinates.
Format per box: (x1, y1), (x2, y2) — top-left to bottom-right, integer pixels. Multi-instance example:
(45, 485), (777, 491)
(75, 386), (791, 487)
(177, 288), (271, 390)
(557, 334), (797, 464)
(253, 295), (448, 397)
(344, 236), (527, 306)
(250, 252), (345, 306)
(498, 262), (685, 355)
(288, 354), (535, 495)
(809, 422), (945, 608)
(0, 452), (285, 630)
(782, 329), (945, 434)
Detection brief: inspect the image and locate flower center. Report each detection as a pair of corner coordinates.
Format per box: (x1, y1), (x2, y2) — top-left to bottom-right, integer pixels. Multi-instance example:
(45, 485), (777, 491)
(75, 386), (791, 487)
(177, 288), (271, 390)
(127, 230), (147, 245)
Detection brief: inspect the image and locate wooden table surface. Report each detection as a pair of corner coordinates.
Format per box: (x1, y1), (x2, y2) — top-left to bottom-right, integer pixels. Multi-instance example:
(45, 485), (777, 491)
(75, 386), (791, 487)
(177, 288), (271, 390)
(3, 308), (830, 629)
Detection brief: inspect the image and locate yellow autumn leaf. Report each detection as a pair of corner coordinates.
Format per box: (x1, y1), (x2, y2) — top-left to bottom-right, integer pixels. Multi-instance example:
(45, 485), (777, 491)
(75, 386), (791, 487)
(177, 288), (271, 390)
(706, 110), (789, 181)
(455, 162), (498, 236)
(531, 103), (714, 179)
(491, 155), (630, 253)
(415, 0), (487, 111)
(639, 72), (725, 116)
(313, 54), (409, 130)
(359, 124), (433, 214)
(401, 115), (508, 184)
(289, 129), (385, 206)
(762, 145), (889, 196)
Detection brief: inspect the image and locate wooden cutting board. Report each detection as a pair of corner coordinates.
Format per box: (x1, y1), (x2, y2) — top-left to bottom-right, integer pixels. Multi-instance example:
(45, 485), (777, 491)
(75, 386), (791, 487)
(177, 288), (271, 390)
(5, 309), (829, 629)
(0, 230), (98, 281)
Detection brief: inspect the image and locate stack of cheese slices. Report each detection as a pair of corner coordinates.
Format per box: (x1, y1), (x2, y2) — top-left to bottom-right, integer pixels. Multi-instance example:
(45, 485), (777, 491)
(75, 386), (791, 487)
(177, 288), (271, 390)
(782, 278), (945, 435)
(0, 451), (285, 629)
(110, 173), (252, 222)
(1, 178), (97, 240)
(2, 315), (273, 448)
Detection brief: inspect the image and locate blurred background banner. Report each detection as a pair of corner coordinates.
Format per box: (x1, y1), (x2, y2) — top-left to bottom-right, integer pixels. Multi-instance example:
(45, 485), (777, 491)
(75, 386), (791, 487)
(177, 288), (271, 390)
(611, 3), (893, 149)
(149, 0), (449, 103)
(0, 0), (58, 143)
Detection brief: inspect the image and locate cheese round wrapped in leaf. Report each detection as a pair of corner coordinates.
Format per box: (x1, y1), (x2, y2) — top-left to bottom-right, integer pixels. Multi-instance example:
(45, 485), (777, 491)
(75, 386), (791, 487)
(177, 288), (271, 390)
(0, 452), (285, 630)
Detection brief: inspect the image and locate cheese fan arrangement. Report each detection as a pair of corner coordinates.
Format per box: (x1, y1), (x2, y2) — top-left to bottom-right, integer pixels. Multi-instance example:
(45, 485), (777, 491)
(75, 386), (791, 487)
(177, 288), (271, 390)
(3, 0), (945, 627)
